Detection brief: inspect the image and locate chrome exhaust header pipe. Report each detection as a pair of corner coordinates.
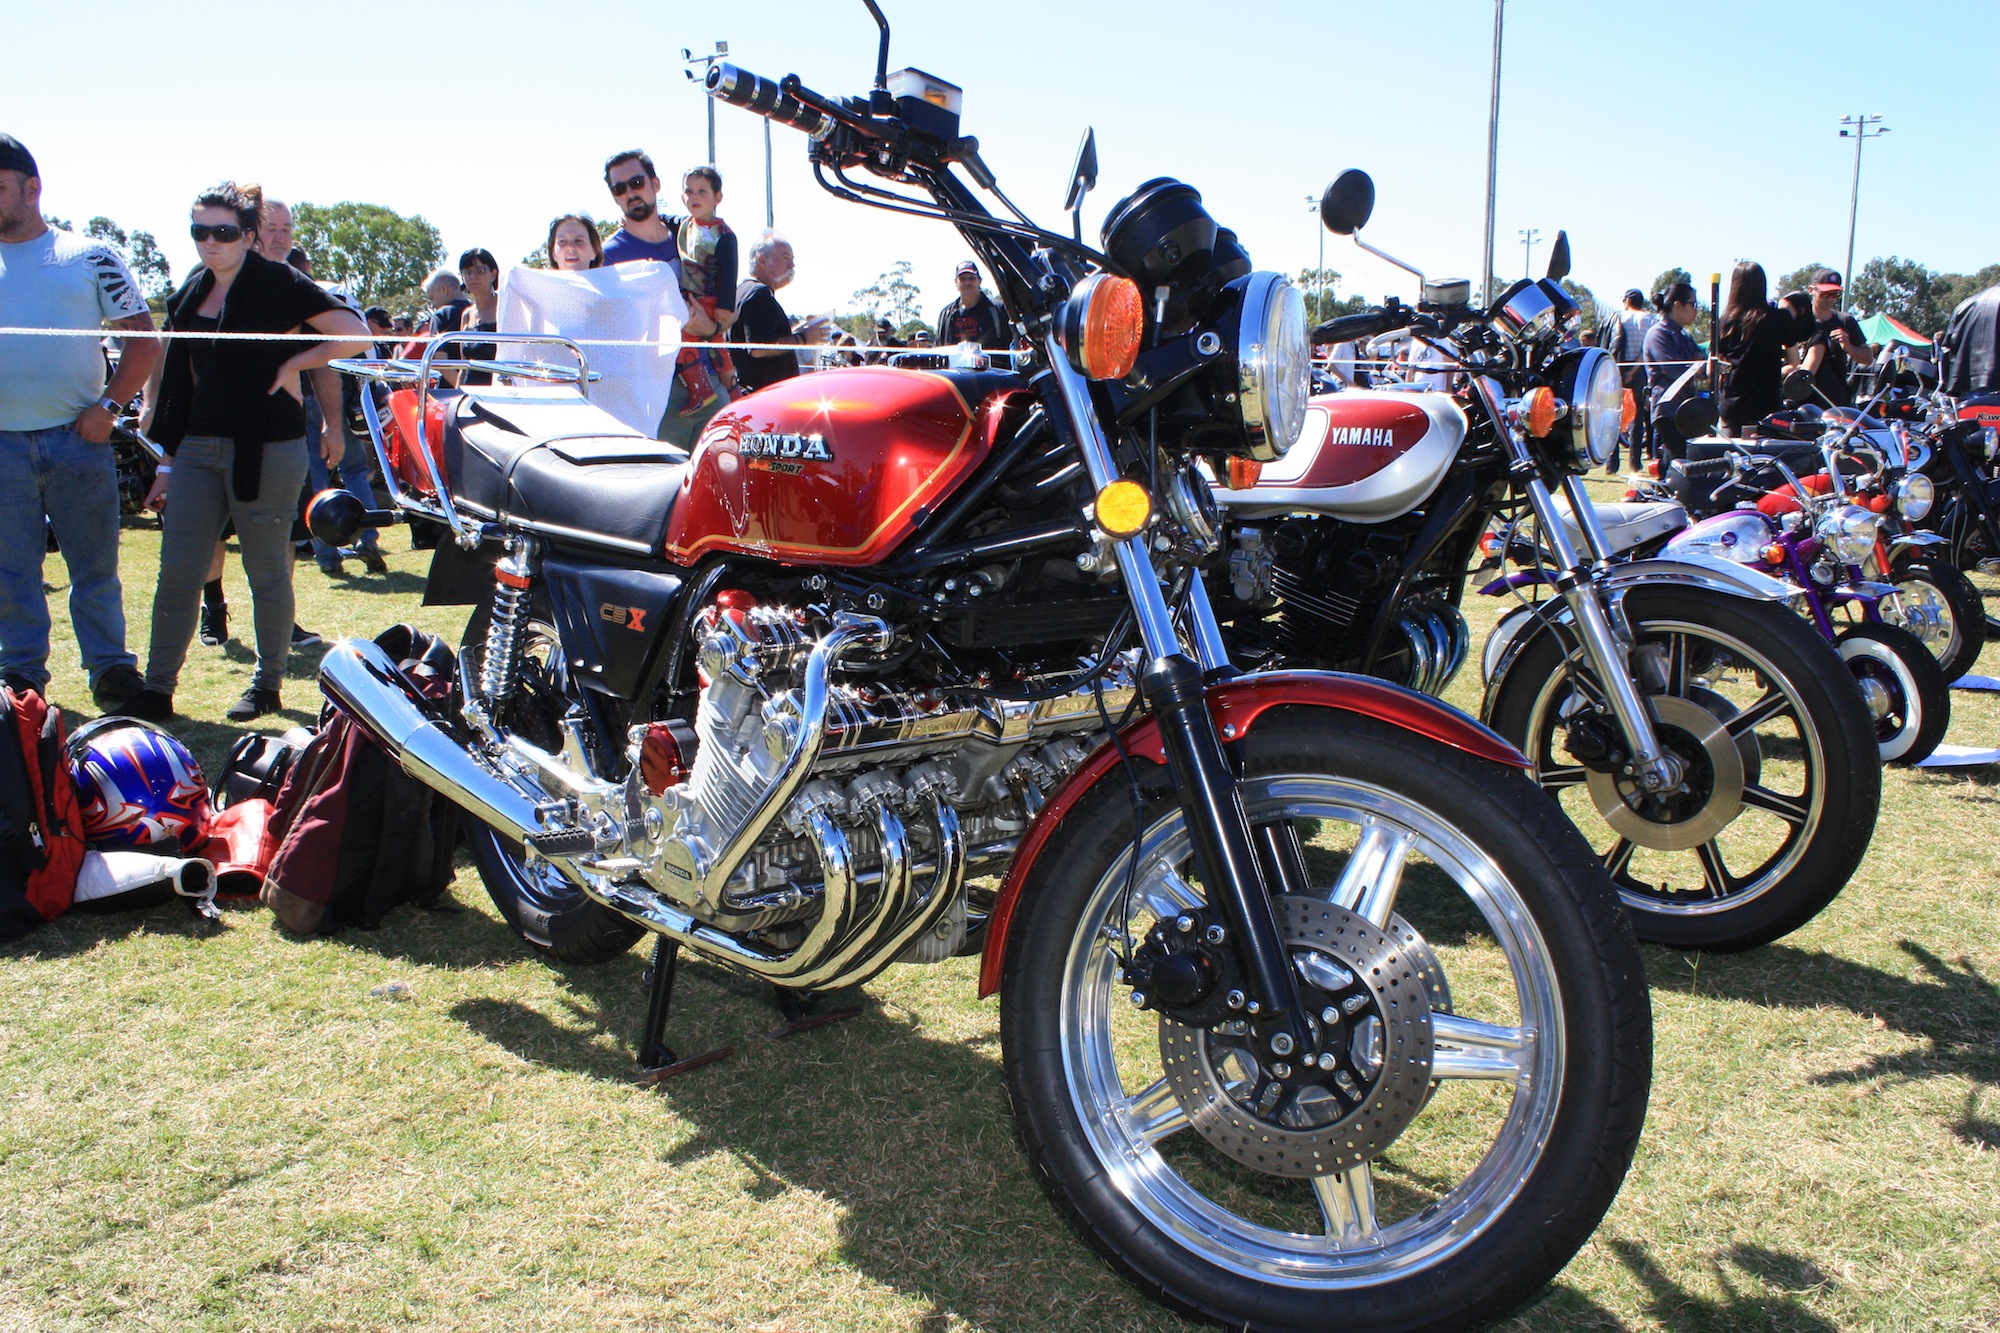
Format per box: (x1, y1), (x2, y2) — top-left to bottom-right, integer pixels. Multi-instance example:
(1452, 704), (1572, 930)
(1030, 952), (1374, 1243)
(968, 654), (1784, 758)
(318, 639), (555, 848)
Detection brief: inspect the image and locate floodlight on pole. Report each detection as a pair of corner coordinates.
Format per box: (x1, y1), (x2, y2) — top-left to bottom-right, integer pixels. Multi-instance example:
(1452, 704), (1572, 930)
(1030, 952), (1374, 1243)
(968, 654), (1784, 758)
(1518, 227), (1540, 279)
(1306, 194), (1324, 318)
(1838, 114), (1888, 313)
(681, 41), (730, 166)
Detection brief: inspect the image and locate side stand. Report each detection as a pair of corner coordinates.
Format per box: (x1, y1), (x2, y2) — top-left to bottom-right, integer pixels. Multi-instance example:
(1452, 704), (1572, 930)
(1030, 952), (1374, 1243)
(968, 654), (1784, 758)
(768, 985), (863, 1040)
(636, 936), (733, 1085)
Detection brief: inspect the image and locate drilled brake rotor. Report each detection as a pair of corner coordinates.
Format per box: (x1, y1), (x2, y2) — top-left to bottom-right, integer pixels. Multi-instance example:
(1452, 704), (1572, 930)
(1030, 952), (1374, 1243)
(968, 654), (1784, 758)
(1158, 897), (1440, 1178)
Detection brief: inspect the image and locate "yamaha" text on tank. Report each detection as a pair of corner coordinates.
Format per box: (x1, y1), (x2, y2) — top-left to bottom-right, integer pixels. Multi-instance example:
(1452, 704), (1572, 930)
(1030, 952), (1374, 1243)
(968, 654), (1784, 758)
(1327, 426), (1399, 448)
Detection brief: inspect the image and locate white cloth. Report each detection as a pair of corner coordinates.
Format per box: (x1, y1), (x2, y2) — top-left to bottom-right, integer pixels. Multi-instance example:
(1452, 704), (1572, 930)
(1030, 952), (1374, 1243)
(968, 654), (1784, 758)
(495, 262), (687, 436)
(75, 848), (217, 905)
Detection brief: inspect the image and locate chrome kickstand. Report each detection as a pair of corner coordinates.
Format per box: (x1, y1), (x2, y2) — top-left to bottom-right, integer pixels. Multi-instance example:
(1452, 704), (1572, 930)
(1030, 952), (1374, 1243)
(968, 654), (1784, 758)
(635, 937), (733, 1084)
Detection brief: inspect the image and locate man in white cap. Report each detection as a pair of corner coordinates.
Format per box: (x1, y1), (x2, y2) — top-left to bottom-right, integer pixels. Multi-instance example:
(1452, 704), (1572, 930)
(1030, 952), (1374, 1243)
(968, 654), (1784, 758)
(935, 260), (1008, 350)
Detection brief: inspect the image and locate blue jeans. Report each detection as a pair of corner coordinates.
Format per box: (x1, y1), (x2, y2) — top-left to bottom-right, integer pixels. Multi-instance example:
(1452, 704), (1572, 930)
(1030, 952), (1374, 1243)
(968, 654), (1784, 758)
(0, 425), (136, 690)
(306, 428), (383, 561)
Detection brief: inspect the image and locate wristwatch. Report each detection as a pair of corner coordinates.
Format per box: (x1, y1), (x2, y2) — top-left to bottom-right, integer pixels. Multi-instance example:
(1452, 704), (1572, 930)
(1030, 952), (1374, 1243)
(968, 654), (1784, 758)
(95, 396), (122, 415)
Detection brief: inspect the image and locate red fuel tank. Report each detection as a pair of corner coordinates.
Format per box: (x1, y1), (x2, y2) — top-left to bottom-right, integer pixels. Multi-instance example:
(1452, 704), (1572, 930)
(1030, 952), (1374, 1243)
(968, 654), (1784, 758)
(662, 367), (1019, 566)
(1212, 389), (1466, 522)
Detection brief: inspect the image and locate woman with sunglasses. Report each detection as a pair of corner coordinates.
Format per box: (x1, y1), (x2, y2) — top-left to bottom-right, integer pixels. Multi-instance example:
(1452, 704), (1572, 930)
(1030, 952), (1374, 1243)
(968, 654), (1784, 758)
(1644, 281), (1708, 464)
(128, 181), (370, 724)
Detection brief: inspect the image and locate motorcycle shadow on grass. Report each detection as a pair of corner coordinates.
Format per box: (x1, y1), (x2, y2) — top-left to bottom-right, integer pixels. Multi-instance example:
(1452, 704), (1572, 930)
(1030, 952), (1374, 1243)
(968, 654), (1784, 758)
(447, 947), (1189, 1332)
(1646, 940), (2000, 1150)
(1522, 1240), (1844, 1333)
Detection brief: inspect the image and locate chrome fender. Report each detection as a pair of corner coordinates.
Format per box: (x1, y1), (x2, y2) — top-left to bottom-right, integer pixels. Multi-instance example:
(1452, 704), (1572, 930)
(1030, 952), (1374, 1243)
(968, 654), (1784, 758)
(1601, 554), (1805, 604)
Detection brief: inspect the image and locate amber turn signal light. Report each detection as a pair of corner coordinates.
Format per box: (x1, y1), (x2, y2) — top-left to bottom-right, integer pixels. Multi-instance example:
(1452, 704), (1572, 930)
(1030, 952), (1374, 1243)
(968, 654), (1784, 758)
(1227, 457), (1263, 490)
(1620, 388), (1637, 431)
(1061, 273), (1145, 381)
(1521, 386), (1559, 438)
(1093, 479), (1153, 539)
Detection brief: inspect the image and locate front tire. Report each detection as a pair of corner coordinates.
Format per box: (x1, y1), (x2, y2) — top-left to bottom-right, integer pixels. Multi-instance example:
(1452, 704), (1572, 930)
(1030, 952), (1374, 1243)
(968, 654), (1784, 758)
(1836, 621), (1950, 764)
(1486, 587), (1880, 951)
(1879, 558), (1984, 682)
(459, 600), (644, 964)
(999, 710), (1650, 1333)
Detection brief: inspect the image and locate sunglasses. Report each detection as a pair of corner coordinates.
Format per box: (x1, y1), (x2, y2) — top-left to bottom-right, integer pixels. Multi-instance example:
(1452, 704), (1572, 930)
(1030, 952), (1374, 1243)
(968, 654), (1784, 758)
(189, 223), (247, 243)
(608, 172), (650, 197)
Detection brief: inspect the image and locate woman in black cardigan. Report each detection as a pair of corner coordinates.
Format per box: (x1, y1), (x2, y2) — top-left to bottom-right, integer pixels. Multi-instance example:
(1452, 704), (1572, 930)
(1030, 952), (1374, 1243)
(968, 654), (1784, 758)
(130, 182), (368, 723)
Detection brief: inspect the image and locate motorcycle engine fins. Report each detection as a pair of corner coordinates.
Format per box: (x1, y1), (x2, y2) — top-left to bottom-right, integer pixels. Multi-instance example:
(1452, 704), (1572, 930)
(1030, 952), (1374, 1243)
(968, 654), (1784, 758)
(1585, 693), (1749, 852)
(1158, 896), (1438, 1178)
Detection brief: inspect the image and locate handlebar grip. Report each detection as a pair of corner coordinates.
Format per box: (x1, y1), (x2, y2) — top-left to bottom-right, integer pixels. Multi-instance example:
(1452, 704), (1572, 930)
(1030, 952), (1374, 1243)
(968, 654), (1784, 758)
(705, 63), (830, 138)
(1679, 457), (1734, 476)
(1312, 308), (1406, 344)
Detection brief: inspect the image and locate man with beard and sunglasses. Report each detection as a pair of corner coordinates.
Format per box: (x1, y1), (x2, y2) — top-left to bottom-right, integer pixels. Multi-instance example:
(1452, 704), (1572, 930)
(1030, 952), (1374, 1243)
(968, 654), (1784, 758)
(0, 133), (155, 712)
(599, 149), (724, 446)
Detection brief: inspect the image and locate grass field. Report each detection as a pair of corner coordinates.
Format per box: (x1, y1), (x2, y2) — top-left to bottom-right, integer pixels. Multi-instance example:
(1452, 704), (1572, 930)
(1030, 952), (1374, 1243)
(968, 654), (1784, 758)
(2, 489), (1997, 1333)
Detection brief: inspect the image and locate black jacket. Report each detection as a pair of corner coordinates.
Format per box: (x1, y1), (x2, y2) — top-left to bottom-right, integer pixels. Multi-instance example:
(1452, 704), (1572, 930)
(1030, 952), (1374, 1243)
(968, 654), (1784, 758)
(936, 293), (1009, 350)
(157, 251), (340, 499)
(1940, 283), (2000, 397)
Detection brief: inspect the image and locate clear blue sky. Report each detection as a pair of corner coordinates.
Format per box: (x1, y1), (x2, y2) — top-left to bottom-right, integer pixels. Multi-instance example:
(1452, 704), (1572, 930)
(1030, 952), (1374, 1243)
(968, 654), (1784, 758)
(7, 0), (1995, 328)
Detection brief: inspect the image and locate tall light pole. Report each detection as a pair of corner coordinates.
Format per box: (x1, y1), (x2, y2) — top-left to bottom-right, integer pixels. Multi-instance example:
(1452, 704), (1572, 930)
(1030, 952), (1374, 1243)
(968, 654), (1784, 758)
(1838, 114), (1888, 312)
(764, 120), (775, 229)
(1481, 0), (1504, 306)
(681, 40), (729, 165)
(1518, 227), (1540, 279)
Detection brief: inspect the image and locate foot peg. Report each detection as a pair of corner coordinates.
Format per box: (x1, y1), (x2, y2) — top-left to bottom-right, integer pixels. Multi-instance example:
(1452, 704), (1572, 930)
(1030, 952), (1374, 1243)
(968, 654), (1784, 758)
(528, 827), (596, 857)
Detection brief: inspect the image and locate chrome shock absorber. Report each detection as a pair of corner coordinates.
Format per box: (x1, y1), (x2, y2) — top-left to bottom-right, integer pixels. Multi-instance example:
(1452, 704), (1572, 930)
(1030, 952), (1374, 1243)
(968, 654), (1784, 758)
(479, 536), (541, 710)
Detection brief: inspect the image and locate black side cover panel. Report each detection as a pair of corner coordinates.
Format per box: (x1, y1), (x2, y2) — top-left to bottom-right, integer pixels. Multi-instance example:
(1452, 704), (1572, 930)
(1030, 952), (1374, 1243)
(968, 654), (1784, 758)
(542, 557), (685, 699)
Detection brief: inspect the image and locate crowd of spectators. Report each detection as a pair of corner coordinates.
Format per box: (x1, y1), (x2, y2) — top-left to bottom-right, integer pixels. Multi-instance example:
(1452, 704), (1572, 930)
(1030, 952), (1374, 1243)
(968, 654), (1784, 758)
(5, 122), (1998, 723)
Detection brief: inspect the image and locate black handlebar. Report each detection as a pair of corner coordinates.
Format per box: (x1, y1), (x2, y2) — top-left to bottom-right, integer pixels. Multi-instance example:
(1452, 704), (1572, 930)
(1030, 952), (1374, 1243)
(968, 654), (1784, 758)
(1678, 457), (1734, 476)
(706, 63), (831, 137)
(1312, 301), (1414, 346)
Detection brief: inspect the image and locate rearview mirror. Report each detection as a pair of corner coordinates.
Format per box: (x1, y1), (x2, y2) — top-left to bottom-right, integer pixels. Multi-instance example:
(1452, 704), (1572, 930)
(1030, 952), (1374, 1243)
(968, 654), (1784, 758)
(1545, 231), (1570, 282)
(1063, 127), (1098, 214)
(1320, 169), (1375, 236)
(1675, 395), (1719, 438)
(1781, 368), (1815, 406)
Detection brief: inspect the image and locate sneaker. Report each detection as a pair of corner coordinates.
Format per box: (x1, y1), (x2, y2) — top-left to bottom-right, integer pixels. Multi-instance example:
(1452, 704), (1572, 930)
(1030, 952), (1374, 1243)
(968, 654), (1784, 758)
(357, 546), (390, 576)
(291, 623), (325, 650)
(199, 602), (229, 647)
(124, 688), (174, 722)
(225, 687), (283, 722)
(91, 664), (146, 712)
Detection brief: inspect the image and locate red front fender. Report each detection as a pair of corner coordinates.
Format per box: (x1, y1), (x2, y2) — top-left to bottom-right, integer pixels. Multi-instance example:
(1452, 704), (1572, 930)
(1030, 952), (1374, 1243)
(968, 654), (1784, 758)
(975, 671), (1527, 996)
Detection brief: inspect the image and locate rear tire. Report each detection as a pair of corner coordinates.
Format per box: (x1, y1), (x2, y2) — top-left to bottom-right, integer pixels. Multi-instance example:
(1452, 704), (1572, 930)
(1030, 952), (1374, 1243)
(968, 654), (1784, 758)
(999, 710), (1650, 1333)
(459, 600), (644, 964)
(1836, 621), (1950, 765)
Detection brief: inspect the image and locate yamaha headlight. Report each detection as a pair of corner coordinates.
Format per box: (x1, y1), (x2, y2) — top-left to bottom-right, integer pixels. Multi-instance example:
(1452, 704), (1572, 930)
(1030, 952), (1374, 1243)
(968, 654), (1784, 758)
(1820, 504), (1880, 565)
(1547, 347), (1624, 468)
(1228, 271), (1310, 461)
(1893, 473), (1934, 521)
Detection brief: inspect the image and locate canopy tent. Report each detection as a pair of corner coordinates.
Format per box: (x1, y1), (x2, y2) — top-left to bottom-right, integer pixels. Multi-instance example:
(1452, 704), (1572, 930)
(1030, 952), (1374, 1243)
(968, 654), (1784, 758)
(1857, 312), (1932, 348)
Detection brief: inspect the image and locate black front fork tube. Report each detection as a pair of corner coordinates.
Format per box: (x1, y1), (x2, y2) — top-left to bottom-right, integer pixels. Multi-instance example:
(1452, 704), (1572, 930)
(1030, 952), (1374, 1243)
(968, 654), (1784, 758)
(1143, 654), (1313, 1063)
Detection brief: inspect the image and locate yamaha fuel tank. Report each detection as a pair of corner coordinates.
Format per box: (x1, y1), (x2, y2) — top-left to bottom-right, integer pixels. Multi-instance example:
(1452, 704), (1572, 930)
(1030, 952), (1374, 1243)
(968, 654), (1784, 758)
(1213, 389), (1465, 521)
(662, 367), (1022, 566)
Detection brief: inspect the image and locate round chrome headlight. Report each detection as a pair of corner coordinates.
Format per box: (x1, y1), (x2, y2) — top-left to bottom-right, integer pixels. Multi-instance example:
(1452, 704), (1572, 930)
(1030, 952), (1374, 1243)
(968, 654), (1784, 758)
(1547, 347), (1624, 468)
(1821, 504), (1880, 565)
(1231, 271), (1310, 461)
(1894, 473), (1934, 521)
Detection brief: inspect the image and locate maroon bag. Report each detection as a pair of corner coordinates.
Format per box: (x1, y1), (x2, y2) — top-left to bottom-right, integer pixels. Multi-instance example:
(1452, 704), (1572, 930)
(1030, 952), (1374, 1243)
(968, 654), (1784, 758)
(261, 627), (460, 934)
(0, 685), (89, 941)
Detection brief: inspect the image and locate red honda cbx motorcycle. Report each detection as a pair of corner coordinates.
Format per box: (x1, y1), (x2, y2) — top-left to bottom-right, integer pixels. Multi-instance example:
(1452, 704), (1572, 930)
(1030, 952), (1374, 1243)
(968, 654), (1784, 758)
(308, 9), (1648, 1328)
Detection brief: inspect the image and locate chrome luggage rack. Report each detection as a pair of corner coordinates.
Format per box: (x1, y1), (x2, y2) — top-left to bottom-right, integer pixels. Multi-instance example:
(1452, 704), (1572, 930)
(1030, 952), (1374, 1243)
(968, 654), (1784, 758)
(330, 332), (600, 549)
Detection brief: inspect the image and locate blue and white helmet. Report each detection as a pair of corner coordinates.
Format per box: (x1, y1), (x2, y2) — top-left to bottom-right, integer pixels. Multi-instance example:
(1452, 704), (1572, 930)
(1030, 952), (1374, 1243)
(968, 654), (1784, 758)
(65, 717), (212, 851)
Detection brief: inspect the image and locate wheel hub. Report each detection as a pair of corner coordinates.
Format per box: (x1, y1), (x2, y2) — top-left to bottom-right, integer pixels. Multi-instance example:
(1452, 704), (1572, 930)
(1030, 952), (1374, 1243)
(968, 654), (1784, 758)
(1586, 694), (1747, 852)
(1158, 897), (1439, 1178)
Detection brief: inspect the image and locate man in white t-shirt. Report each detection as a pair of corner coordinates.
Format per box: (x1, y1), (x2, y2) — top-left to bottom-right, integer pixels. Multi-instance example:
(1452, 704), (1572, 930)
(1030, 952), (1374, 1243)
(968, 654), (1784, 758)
(0, 134), (156, 711)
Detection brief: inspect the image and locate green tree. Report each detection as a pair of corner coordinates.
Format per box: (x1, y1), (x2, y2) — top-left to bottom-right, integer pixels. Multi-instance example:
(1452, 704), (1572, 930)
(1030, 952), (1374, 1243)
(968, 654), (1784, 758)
(1559, 278), (1603, 333)
(1650, 268), (1694, 303)
(1296, 267), (1365, 325)
(850, 260), (924, 329)
(1930, 264), (2000, 333)
(84, 216), (173, 299)
(1848, 256), (1944, 331)
(41, 214), (73, 232)
(293, 201), (443, 308)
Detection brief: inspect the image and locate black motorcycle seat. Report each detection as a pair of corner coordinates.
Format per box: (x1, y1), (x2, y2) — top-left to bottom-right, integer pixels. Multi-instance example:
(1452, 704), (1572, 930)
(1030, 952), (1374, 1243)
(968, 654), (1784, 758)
(440, 388), (688, 551)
